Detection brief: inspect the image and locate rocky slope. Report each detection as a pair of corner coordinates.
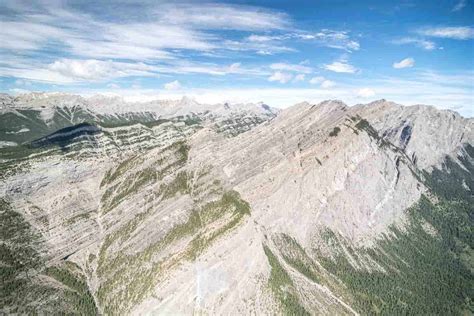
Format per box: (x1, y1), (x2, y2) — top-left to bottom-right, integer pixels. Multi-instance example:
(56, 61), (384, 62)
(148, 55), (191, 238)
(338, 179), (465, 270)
(0, 93), (472, 315)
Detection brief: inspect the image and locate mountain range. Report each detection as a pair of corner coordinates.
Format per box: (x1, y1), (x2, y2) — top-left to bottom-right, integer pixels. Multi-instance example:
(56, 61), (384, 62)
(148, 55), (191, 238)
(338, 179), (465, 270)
(1, 93), (472, 315)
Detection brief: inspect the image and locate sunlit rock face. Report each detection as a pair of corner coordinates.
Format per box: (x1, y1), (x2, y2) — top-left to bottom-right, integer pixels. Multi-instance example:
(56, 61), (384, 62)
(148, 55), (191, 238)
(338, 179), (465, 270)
(1, 94), (472, 315)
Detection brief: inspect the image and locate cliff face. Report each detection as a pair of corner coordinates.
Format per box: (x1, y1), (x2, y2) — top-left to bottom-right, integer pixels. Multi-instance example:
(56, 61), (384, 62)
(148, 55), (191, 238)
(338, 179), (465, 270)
(1, 94), (472, 315)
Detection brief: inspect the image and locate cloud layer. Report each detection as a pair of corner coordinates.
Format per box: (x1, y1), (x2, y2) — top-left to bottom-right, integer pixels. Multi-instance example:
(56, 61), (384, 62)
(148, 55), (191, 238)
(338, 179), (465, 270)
(0, 1), (473, 117)
(393, 58), (415, 69)
(0, 1), (363, 84)
(324, 61), (358, 73)
(418, 27), (474, 40)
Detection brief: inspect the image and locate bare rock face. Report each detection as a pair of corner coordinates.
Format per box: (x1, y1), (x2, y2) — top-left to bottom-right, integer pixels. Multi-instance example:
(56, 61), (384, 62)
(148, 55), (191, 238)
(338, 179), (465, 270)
(1, 94), (472, 315)
(354, 99), (473, 169)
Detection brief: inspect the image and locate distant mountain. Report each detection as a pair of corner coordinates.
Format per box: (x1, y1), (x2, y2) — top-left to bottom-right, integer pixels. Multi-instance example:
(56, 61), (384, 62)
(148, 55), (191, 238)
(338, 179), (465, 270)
(0, 94), (472, 315)
(0, 93), (278, 145)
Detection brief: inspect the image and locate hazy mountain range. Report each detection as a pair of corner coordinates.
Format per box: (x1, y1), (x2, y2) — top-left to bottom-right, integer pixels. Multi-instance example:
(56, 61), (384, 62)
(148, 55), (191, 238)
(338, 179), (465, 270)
(1, 93), (472, 315)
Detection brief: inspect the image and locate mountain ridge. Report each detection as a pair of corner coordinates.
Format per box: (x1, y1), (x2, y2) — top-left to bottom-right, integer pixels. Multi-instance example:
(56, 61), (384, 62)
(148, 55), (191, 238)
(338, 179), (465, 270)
(2, 92), (471, 118)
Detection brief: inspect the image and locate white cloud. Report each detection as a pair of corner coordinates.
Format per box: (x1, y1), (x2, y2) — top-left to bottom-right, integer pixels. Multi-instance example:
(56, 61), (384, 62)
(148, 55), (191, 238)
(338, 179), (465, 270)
(309, 76), (325, 84)
(324, 61), (358, 73)
(167, 62), (266, 76)
(296, 30), (360, 51)
(0, 21), (68, 51)
(418, 27), (474, 39)
(164, 80), (182, 90)
(356, 88), (375, 98)
(224, 39), (295, 55)
(0, 2), (293, 63)
(246, 34), (282, 42)
(270, 63), (312, 73)
(393, 58), (415, 69)
(268, 71), (293, 83)
(0, 65), (80, 84)
(0, 2), (366, 86)
(15, 79), (32, 86)
(243, 29), (360, 54)
(309, 76), (334, 88)
(228, 63), (241, 73)
(392, 37), (436, 50)
(415, 70), (474, 86)
(0, 58), (161, 84)
(256, 50), (272, 55)
(103, 23), (215, 51)
(48, 59), (156, 81)
(9, 88), (32, 94)
(49, 59), (111, 81)
(320, 80), (335, 88)
(293, 74), (305, 82)
(452, 0), (467, 11)
(66, 39), (173, 61)
(0, 58), (270, 84)
(107, 83), (120, 89)
(0, 19), (201, 61)
(156, 3), (290, 31)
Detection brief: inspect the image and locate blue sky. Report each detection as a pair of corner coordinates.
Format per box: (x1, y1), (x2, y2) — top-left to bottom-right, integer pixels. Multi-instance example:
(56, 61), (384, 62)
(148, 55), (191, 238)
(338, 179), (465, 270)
(0, 0), (473, 115)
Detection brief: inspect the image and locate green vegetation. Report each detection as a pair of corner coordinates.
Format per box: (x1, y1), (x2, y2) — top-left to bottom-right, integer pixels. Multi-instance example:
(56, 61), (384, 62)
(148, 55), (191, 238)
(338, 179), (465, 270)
(45, 262), (98, 315)
(216, 116), (266, 137)
(0, 109), (55, 144)
(96, 187), (251, 314)
(186, 190), (251, 259)
(100, 155), (142, 187)
(0, 198), (43, 312)
(182, 116), (202, 126)
(315, 196), (473, 315)
(159, 171), (190, 199)
(98, 114), (203, 129)
(101, 167), (160, 214)
(0, 143), (59, 162)
(0, 107), (102, 145)
(66, 212), (92, 225)
(311, 148), (474, 315)
(0, 199), (97, 314)
(422, 144), (473, 201)
(277, 234), (321, 284)
(98, 118), (170, 129)
(263, 245), (310, 315)
(100, 140), (191, 214)
(354, 118), (377, 137)
(0, 157), (29, 181)
(29, 122), (101, 149)
(329, 126), (341, 137)
(175, 140), (190, 161)
(354, 117), (390, 148)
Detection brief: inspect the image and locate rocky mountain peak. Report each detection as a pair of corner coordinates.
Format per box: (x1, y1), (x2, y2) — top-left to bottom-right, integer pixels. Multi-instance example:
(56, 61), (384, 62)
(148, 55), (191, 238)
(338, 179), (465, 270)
(178, 96), (199, 107)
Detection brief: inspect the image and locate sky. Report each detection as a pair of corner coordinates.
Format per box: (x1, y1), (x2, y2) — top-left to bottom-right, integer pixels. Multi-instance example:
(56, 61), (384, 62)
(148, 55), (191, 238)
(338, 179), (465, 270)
(0, 0), (473, 116)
